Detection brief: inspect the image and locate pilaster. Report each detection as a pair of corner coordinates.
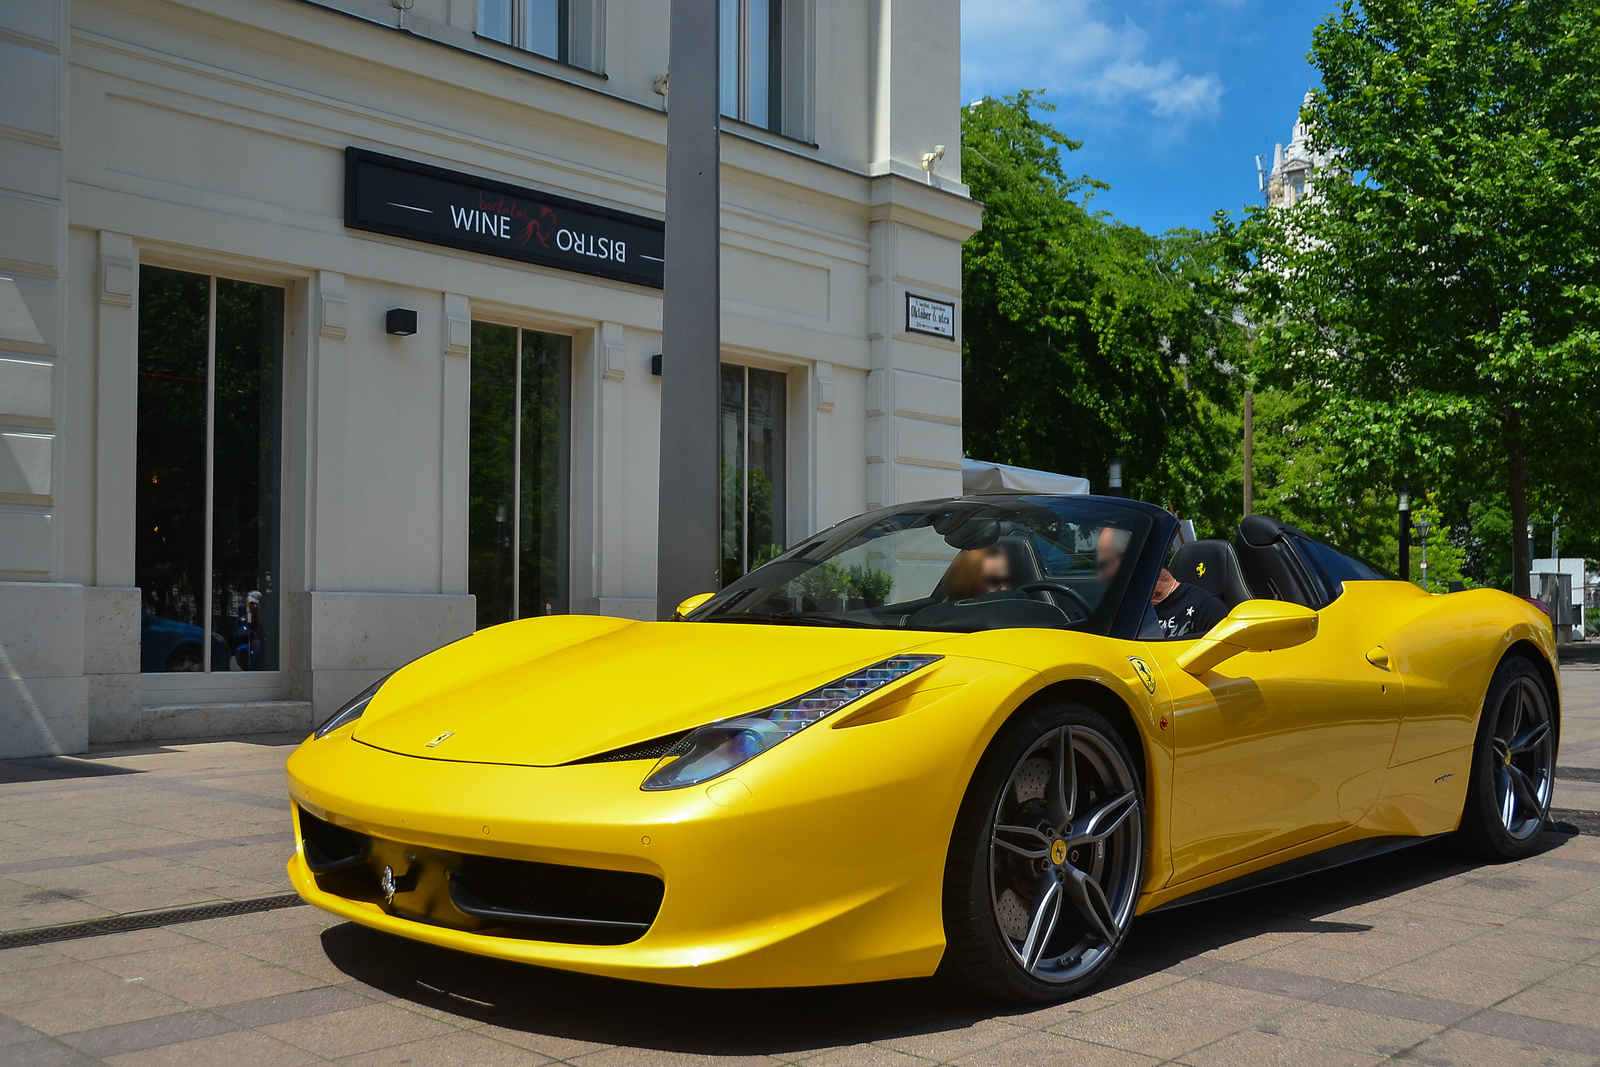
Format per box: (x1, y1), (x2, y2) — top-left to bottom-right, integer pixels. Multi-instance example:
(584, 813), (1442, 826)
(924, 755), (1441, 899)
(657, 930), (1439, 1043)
(311, 270), (347, 591)
(0, 0), (69, 581)
(440, 293), (470, 594)
(863, 176), (980, 508)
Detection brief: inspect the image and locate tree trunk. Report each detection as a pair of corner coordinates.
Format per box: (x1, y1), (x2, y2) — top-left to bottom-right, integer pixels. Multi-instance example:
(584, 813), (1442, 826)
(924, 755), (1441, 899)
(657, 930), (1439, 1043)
(1507, 409), (1531, 598)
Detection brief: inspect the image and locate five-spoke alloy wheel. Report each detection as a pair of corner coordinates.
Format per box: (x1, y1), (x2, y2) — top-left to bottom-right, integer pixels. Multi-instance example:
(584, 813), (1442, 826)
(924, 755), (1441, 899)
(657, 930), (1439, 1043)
(1460, 655), (1558, 861)
(943, 700), (1144, 1001)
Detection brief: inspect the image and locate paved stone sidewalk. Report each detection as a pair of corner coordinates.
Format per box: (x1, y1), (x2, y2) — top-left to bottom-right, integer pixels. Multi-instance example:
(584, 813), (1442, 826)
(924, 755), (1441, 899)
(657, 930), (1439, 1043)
(1, 667), (1598, 1066)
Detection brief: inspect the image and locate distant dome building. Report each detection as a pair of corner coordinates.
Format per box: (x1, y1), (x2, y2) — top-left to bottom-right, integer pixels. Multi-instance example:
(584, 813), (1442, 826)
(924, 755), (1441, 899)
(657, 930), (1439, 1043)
(1261, 92), (1338, 208)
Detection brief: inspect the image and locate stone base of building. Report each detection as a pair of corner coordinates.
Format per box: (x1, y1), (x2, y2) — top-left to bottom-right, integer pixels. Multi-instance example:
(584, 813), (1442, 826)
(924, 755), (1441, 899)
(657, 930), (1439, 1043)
(0, 582), (474, 759)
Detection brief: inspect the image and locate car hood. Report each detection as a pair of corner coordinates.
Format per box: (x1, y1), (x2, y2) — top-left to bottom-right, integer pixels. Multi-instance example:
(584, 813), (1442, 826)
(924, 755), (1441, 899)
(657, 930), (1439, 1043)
(351, 615), (950, 767)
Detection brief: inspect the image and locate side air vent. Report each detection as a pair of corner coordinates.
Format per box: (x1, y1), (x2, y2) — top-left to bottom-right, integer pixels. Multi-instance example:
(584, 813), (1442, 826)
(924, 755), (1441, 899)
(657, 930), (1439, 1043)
(568, 731), (690, 765)
(298, 807), (372, 874)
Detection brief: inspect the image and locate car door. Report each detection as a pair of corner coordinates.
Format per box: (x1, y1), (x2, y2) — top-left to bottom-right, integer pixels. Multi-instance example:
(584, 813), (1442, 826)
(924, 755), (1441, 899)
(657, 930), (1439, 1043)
(1145, 533), (1404, 888)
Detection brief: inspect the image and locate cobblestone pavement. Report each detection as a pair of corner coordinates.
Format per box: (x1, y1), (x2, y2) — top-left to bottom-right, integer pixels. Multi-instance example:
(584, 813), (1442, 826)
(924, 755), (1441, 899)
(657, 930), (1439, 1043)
(2, 665), (1599, 1066)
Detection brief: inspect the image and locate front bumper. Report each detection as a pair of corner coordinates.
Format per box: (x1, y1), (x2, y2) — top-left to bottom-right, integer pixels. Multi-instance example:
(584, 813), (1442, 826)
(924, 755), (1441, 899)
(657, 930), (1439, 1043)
(284, 693), (995, 987)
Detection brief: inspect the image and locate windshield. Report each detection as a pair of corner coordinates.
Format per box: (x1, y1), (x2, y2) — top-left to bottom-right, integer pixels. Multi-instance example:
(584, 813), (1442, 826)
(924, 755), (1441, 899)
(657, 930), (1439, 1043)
(689, 496), (1158, 634)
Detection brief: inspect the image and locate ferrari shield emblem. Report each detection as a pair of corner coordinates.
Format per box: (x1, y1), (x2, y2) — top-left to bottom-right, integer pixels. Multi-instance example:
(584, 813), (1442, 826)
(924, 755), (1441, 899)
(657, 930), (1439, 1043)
(1128, 657), (1156, 694)
(1050, 839), (1068, 865)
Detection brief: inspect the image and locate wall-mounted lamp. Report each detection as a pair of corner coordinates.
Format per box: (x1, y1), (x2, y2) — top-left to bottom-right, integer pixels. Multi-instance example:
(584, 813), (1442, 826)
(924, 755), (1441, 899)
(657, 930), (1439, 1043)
(386, 308), (417, 336)
(1107, 456), (1124, 497)
(920, 144), (946, 173)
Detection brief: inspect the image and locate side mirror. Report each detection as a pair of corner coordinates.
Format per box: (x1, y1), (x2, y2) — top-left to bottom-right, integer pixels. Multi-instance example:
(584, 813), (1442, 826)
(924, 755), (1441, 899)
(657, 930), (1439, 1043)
(1176, 600), (1318, 676)
(672, 592), (716, 621)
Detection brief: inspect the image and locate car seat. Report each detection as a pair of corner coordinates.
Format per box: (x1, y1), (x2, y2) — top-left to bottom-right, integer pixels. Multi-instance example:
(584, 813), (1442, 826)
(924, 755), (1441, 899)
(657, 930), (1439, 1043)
(1168, 540), (1252, 608)
(1230, 515), (1323, 607)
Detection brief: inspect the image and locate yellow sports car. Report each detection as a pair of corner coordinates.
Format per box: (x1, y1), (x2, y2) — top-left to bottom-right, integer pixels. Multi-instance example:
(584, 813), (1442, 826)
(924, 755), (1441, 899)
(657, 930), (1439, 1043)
(286, 495), (1558, 1002)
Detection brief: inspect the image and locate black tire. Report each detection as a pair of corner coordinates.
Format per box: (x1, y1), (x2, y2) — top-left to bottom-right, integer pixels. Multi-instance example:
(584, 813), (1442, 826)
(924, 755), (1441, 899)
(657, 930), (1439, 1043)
(941, 700), (1145, 1002)
(165, 645), (203, 672)
(1458, 654), (1558, 861)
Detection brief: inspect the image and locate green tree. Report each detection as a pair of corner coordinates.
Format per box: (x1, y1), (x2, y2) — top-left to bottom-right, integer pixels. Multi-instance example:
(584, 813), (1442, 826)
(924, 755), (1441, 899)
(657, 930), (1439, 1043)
(1242, 387), (1398, 565)
(1410, 492), (1469, 590)
(1238, 0), (1600, 595)
(961, 92), (1248, 534)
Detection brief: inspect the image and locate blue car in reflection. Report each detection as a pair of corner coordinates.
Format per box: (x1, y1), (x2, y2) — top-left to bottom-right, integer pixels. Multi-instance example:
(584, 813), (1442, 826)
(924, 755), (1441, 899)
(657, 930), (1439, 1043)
(140, 611), (231, 672)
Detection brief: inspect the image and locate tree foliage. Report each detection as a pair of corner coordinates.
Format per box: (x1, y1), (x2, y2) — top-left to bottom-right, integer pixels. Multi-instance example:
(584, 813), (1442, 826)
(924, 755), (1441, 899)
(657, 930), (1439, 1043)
(1242, 387), (1398, 564)
(961, 92), (1248, 535)
(1235, 0), (1600, 594)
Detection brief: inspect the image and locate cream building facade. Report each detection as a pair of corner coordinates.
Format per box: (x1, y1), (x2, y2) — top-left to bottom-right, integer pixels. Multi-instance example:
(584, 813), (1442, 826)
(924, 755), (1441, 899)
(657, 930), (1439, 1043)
(0, 0), (980, 757)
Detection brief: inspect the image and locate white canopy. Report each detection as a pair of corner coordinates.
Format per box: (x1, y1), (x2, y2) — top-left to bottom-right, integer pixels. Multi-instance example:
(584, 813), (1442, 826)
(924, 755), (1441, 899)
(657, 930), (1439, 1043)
(962, 458), (1091, 496)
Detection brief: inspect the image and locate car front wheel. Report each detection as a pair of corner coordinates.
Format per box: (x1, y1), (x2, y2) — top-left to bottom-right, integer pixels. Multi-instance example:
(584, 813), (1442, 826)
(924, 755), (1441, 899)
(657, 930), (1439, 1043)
(942, 700), (1145, 1002)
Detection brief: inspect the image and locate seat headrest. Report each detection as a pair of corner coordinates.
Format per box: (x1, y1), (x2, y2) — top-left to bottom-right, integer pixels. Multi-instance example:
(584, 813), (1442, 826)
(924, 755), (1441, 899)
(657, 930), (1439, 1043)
(1239, 514), (1296, 547)
(1169, 539), (1252, 606)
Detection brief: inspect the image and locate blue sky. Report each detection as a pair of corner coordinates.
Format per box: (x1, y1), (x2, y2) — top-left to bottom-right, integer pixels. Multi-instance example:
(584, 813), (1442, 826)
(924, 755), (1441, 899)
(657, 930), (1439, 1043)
(961, 0), (1331, 235)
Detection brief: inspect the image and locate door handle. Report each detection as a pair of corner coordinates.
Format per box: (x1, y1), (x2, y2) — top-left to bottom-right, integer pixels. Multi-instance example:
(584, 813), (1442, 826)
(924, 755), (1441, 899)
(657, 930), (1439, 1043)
(1365, 646), (1390, 671)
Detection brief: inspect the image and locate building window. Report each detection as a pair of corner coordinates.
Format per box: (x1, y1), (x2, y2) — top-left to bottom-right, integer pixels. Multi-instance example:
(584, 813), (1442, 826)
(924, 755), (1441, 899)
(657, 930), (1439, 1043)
(469, 323), (571, 628)
(720, 363), (786, 584)
(136, 266), (283, 674)
(479, 0), (564, 61)
(478, 0), (601, 69)
(720, 0), (784, 132)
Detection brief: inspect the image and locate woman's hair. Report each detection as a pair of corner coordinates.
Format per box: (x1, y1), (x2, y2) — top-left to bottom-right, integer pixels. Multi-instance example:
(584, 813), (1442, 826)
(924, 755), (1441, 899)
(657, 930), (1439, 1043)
(944, 545), (1005, 600)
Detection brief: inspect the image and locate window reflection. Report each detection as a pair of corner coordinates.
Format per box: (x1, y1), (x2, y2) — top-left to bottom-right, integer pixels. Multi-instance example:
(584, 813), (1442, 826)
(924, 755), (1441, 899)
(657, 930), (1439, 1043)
(720, 0), (785, 132)
(721, 362), (786, 584)
(212, 279), (283, 671)
(136, 266), (282, 674)
(469, 324), (570, 628)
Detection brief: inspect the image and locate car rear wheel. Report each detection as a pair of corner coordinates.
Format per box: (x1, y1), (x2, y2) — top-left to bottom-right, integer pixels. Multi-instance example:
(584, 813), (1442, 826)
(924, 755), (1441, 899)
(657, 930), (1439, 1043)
(942, 700), (1144, 1002)
(1459, 655), (1557, 861)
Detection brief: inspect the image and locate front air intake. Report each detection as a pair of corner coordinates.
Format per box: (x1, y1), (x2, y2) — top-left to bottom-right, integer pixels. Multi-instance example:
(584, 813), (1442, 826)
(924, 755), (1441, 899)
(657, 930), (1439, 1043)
(448, 854), (664, 945)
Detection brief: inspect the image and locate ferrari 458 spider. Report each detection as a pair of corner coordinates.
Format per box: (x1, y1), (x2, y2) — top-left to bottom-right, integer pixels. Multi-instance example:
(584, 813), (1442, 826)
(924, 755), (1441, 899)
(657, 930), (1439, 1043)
(286, 495), (1558, 1001)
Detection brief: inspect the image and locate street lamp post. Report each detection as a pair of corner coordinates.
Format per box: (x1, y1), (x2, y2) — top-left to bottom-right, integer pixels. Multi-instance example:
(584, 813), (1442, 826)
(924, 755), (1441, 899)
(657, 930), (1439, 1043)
(655, 1), (723, 619)
(1398, 488), (1411, 581)
(1415, 516), (1431, 593)
(1526, 520), (1535, 591)
(1242, 390), (1253, 517)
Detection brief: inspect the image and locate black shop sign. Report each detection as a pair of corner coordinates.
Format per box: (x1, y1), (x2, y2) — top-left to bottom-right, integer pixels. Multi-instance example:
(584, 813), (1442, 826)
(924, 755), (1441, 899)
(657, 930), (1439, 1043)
(344, 148), (665, 288)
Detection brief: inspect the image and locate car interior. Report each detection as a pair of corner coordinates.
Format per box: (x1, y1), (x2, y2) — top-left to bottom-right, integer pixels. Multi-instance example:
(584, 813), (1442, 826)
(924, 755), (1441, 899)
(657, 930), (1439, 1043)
(1172, 514), (1370, 612)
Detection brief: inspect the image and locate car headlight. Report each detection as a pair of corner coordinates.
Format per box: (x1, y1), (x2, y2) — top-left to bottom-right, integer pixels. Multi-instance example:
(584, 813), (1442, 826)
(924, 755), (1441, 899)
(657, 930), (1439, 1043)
(314, 676), (389, 739)
(640, 654), (941, 791)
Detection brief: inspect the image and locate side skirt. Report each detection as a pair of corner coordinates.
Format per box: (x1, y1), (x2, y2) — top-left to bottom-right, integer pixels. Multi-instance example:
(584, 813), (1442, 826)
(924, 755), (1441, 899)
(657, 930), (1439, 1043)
(1147, 833), (1448, 914)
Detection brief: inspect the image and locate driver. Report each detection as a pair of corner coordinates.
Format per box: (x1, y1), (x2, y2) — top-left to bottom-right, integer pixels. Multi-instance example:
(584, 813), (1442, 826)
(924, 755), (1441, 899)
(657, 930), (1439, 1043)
(1095, 526), (1226, 640)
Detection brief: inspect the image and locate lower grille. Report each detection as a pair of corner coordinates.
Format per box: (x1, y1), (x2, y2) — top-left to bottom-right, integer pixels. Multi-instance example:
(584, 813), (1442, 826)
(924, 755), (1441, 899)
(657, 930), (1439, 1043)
(296, 806), (663, 945)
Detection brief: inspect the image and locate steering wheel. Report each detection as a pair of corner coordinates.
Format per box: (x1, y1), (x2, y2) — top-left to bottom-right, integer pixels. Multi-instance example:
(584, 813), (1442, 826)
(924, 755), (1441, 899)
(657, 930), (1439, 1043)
(1015, 580), (1094, 620)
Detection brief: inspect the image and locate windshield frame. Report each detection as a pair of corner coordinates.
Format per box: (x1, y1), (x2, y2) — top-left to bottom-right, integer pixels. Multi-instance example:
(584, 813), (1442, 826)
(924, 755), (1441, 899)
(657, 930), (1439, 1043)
(687, 494), (1178, 640)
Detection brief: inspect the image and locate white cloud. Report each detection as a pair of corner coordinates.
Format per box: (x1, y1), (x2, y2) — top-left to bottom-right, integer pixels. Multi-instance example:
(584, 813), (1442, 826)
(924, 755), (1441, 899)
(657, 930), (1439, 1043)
(962, 0), (1222, 121)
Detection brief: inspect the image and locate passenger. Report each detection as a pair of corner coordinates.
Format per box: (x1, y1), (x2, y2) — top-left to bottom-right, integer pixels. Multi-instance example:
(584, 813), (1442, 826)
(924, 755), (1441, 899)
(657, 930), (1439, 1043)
(1150, 565), (1227, 639)
(1095, 526), (1227, 639)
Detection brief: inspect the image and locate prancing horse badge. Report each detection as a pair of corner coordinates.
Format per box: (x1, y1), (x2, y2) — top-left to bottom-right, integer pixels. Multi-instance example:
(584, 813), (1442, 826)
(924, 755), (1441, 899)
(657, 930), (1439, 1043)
(425, 731), (455, 748)
(1128, 657), (1156, 694)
